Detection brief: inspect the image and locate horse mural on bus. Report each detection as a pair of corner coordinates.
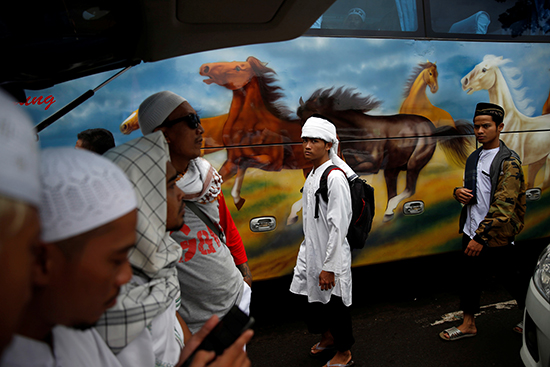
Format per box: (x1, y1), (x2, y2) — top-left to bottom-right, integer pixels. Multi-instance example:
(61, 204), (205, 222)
(462, 55), (550, 189)
(297, 86), (470, 222)
(399, 61), (474, 166)
(399, 61), (455, 128)
(199, 56), (312, 210)
(120, 55), (473, 222)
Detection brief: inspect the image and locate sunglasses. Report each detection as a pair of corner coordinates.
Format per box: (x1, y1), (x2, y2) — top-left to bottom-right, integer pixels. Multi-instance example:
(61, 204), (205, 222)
(160, 113), (201, 130)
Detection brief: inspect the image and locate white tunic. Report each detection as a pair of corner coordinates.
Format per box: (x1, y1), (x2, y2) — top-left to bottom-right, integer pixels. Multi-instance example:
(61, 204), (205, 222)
(290, 160), (353, 306)
(0, 326), (123, 367)
(115, 284), (183, 367)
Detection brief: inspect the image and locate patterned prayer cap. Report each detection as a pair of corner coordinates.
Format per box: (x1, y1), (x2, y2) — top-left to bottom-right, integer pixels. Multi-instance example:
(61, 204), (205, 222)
(474, 102), (505, 124)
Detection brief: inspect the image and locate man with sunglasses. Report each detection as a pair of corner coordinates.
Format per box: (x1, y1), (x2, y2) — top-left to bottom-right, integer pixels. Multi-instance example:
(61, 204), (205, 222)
(138, 91), (252, 335)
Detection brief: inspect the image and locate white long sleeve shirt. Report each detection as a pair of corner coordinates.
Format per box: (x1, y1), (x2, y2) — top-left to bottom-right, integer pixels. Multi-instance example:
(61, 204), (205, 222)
(290, 160), (353, 306)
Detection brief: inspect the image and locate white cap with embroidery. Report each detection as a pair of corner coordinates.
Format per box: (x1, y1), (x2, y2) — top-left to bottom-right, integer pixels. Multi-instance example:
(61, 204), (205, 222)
(40, 148), (137, 243)
(138, 91), (187, 135)
(0, 89), (40, 207)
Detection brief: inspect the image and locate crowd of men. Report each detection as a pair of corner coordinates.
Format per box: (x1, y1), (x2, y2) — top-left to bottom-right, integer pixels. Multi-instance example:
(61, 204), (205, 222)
(0, 88), (253, 367)
(0, 82), (528, 367)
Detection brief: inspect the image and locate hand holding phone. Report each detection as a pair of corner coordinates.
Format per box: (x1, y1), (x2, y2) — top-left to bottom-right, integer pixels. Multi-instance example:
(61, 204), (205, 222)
(178, 306), (254, 367)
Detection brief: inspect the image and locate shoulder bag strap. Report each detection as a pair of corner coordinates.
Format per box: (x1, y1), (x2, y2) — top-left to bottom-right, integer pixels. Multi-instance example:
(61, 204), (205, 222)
(184, 201), (222, 239)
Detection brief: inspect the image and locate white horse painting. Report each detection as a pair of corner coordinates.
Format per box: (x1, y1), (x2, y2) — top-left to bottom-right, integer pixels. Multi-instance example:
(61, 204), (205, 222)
(461, 55), (550, 189)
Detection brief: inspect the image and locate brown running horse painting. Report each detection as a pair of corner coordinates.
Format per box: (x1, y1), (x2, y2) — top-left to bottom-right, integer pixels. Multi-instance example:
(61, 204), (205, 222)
(200, 56), (312, 209)
(298, 87), (470, 222)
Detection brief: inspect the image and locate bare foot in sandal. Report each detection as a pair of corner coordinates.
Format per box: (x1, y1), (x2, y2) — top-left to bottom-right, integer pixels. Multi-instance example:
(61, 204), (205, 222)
(310, 331), (335, 356)
(440, 313), (477, 341)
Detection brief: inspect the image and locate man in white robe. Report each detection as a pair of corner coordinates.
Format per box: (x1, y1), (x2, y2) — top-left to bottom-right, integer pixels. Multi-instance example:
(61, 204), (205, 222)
(0, 89), (41, 356)
(97, 132), (186, 367)
(1, 148), (138, 367)
(290, 115), (355, 367)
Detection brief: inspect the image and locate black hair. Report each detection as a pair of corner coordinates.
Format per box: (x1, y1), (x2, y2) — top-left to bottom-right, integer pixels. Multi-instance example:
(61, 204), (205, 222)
(77, 128), (115, 155)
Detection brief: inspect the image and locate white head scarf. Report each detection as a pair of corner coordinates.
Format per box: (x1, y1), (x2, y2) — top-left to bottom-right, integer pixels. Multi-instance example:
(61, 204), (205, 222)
(39, 148), (137, 243)
(138, 91), (187, 135)
(97, 131), (182, 353)
(0, 89), (40, 207)
(301, 116), (357, 179)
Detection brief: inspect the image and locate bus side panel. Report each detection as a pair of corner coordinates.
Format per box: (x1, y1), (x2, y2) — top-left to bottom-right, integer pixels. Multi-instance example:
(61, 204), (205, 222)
(31, 37), (550, 280)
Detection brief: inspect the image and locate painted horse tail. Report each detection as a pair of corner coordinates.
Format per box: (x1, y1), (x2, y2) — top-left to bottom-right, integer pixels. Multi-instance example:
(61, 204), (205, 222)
(432, 118), (473, 166)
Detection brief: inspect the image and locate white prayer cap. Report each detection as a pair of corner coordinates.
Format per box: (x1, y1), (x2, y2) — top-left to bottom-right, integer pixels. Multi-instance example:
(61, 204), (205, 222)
(40, 148), (137, 243)
(301, 116), (338, 143)
(0, 89), (40, 207)
(138, 91), (187, 135)
(347, 8), (366, 22)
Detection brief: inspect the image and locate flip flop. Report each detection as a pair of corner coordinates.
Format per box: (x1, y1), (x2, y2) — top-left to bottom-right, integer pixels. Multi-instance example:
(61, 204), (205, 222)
(326, 359), (355, 367)
(513, 321), (523, 334)
(310, 342), (335, 357)
(439, 326), (476, 341)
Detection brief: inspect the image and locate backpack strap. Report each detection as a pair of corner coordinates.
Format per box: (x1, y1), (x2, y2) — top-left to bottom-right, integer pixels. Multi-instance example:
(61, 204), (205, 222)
(314, 165), (345, 219)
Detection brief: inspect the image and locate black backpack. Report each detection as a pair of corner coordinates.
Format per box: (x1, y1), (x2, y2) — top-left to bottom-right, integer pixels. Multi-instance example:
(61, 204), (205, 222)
(314, 165), (375, 250)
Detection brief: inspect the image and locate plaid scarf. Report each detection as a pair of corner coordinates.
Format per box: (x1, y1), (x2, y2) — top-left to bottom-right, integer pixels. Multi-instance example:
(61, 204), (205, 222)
(463, 147), (482, 205)
(96, 132), (182, 353)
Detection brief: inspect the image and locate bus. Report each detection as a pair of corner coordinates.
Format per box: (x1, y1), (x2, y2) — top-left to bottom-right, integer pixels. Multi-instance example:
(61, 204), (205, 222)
(7, 0), (550, 282)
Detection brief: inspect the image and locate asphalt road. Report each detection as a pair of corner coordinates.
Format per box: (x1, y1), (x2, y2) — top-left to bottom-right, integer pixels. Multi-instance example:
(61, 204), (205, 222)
(247, 242), (547, 367)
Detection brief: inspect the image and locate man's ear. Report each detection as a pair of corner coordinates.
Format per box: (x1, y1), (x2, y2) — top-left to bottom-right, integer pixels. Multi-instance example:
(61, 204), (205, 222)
(32, 242), (61, 287)
(326, 142), (333, 152)
(154, 126), (171, 143)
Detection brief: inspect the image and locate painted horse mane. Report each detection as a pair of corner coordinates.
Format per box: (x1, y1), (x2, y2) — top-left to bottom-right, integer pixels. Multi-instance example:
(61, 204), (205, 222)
(403, 62), (436, 98)
(247, 56), (294, 120)
(302, 86), (382, 113)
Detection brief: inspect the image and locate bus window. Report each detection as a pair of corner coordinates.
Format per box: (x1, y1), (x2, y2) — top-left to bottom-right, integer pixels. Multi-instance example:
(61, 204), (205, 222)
(308, 0), (550, 41)
(310, 0), (417, 31)
(428, 0), (550, 37)
(312, 0), (407, 31)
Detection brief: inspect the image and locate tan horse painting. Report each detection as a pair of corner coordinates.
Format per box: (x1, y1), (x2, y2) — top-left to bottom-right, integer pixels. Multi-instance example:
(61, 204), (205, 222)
(400, 61), (456, 128)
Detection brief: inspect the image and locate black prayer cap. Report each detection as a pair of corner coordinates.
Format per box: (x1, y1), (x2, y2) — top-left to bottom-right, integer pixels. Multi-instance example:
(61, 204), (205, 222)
(473, 102), (505, 124)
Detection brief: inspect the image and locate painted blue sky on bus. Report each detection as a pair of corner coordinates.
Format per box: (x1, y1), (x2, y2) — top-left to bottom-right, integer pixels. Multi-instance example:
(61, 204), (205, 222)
(27, 36), (550, 148)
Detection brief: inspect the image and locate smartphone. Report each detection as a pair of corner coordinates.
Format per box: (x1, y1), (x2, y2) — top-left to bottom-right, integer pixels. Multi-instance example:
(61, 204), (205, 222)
(181, 306), (254, 366)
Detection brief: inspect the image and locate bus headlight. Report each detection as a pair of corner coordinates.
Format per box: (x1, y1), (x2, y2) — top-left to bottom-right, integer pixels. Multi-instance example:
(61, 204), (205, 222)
(534, 245), (550, 304)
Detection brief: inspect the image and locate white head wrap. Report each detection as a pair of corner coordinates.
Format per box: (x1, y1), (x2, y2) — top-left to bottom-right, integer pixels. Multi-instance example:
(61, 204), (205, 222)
(138, 91), (187, 135)
(0, 89), (40, 207)
(347, 7), (366, 22)
(301, 116), (357, 179)
(39, 148), (137, 243)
